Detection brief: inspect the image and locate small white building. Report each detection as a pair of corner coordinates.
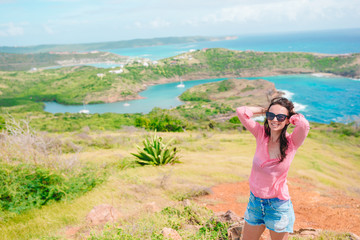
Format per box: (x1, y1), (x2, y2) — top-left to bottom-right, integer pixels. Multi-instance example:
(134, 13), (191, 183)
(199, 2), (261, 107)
(143, 62), (149, 67)
(97, 73), (105, 78)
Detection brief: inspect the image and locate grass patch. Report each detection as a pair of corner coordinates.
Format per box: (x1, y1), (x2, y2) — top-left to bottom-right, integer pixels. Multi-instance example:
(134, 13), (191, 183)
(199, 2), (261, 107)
(0, 126), (358, 239)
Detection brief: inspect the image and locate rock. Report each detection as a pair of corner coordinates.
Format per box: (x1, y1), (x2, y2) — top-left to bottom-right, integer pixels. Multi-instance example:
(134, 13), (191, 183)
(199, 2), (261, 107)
(144, 202), (161, 213)
(182, 199), (191, 207)
(86, 204), (120, 225)
(211, 210), (244, 240)
(349, 233), (360, 240)
(227, 222), (244, 240)
(161, 227), (182, 240)
(215, 210), (244, 224)
(291, 228), (321, 238)
(65, 226), (81, 238)
(291, 229), (360, 240)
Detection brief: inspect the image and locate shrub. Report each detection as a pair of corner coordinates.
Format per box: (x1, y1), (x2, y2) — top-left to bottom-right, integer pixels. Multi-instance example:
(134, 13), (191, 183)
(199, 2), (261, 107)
(180, 91), (211, 102)
(135, 108), (186, 132)
(0, 163), (104, 214)
(229, 116), (241, 124)
(196, 218), (230, 240)
(0, 115), (5, 130)
(0, 117), (77, 169)
(131, 133), (180, 166)
(217, 79), (234, 92)
(0, 117), (106, 215)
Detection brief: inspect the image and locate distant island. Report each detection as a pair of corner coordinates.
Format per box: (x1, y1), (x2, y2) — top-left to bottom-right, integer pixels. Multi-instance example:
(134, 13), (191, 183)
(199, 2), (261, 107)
(0, 36), (237, 54)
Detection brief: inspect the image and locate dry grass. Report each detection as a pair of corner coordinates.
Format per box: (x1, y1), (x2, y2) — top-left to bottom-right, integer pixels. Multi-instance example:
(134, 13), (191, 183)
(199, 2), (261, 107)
(0, 118), (79, 170)
(0, 128), (359, 239)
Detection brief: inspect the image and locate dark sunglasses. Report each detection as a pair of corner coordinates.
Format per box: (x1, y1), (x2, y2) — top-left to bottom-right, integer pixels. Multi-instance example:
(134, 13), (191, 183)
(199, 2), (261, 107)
(266, 112), (288, 122)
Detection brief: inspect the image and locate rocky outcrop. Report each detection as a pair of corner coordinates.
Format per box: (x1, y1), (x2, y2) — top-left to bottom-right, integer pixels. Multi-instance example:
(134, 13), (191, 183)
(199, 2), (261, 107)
(161, 227), (182, 240)
(212, 210), (245, 240)
(86, 204), (121, 225)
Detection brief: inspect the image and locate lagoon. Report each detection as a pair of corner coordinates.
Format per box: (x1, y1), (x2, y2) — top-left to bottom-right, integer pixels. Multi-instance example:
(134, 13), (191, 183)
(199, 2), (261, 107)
(44, 74), (360, 124)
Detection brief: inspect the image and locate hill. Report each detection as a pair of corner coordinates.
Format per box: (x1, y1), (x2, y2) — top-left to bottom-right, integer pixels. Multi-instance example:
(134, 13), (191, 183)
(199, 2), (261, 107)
(0, 36), (231, 54)
(0, 48), (359, 115)
(179, 78), (282, 108)
(0, 51), (129, 71)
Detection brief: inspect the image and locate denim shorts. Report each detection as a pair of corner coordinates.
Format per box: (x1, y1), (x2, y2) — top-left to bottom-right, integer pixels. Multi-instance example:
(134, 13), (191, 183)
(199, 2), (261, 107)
(244, 192), (295, 233)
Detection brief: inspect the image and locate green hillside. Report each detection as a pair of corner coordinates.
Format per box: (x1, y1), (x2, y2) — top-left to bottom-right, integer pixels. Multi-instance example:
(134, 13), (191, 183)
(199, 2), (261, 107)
(0, 48), (359, 115)
(0, 51), (128, 71)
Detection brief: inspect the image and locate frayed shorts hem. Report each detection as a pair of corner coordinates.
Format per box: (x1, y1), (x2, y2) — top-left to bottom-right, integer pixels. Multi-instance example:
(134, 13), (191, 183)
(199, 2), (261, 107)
(244, 220), (293, 233)
(266, 226), (293, 233)
(244, 219), (264, 226)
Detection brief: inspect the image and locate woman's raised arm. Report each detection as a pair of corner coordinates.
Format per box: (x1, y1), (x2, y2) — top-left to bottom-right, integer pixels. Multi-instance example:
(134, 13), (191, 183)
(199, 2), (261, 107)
(289, 113), (310, 149)
(236, 106), (266, 138)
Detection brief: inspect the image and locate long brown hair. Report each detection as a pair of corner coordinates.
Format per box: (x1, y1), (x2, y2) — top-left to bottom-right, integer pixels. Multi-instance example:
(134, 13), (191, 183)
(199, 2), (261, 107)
(264, 97), (296, 162)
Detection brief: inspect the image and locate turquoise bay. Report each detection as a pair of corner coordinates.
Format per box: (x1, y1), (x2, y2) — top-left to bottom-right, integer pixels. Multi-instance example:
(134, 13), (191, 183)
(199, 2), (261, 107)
(44, 29), (360, 124)
(44, 75), (360, 124)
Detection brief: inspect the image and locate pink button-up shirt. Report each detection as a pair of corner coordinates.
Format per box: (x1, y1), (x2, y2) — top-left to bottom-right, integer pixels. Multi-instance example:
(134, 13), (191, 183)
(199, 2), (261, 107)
(236, 106), (310, 200)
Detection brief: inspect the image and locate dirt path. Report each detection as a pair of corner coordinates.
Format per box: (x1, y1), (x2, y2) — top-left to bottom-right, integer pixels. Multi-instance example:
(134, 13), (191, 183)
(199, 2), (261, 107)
(196, 178), (360, 236)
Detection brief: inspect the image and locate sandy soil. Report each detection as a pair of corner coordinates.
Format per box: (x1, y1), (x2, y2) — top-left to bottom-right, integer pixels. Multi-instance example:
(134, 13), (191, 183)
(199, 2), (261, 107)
(196, 178), (360, 236)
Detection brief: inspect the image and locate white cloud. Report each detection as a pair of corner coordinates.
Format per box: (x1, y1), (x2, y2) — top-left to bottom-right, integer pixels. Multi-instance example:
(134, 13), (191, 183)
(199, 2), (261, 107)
(182, 0), (360, 26)
(149, 18), (171, 28)
(133, 18), (171, 29)
(0, 22), (25, 37)
(43, 24), (55, 34)
(47, 19), (89, 26)
(134, 21), (143, 28)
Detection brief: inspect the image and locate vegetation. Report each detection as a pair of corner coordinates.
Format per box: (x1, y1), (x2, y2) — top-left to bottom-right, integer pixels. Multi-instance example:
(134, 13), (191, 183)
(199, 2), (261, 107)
(135, 108), (187, 132)
(0, 48), (358, 239)
(0, 51), (128, 71)
(0, 121), (357, 239)
(131, 133), (180, 166)
(0, 49), (359, 109)
(0, 163), (103, 215)
(0, 118), (106, 218)
(89, 204), (230, 240)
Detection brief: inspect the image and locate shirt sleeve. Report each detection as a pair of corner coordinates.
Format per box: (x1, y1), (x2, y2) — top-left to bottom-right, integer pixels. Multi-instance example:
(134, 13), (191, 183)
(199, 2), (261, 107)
(289, 113), (310, 149)
(236, 106), (262, 138)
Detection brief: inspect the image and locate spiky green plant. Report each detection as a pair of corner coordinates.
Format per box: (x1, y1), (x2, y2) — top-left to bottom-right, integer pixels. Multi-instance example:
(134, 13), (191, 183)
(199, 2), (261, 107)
(131, 133), (180, 166)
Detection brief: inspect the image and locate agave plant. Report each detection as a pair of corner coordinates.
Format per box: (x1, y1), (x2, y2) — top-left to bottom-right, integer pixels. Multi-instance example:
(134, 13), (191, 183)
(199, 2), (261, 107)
(131, 133), (180, 166)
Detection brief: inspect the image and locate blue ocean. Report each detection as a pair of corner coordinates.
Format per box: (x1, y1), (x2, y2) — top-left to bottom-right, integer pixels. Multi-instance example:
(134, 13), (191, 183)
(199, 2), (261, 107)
(108, 28), (360, 60)
(44, 29), (360, 124)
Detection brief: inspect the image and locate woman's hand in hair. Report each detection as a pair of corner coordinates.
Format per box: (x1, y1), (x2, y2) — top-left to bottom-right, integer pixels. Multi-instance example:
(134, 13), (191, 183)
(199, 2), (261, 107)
(246, 106), (267, 116)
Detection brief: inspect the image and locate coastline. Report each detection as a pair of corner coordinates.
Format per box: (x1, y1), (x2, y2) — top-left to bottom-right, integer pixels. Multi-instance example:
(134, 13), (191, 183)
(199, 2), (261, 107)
(98, 70), (346, 104)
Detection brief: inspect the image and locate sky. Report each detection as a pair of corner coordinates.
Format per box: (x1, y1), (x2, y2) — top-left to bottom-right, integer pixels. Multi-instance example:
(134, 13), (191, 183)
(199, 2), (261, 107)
(0, 0), (360, 46)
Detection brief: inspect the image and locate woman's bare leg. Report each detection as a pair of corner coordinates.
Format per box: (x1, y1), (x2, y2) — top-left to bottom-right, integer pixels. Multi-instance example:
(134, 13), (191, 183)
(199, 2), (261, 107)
(241, 222), (266, 240)
(269, 230), (289, 240)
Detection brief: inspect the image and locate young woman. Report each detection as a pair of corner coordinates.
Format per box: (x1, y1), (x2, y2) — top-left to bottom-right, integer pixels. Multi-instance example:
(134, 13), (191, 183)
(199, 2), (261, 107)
(236, 97), (310, 240)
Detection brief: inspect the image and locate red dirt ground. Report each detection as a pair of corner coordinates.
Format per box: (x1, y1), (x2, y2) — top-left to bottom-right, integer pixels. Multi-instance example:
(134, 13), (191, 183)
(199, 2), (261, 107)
(196, 178), (360, 237)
